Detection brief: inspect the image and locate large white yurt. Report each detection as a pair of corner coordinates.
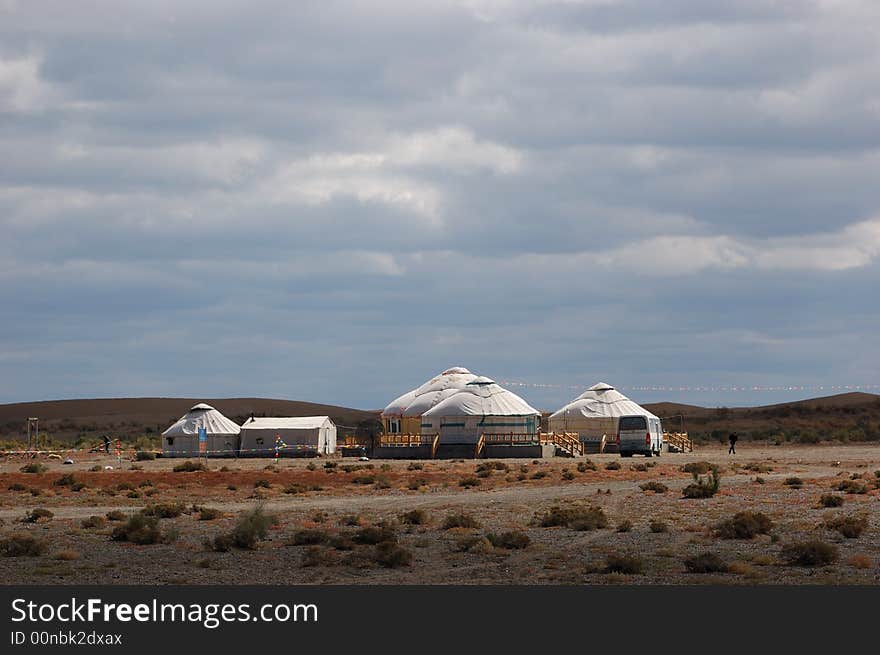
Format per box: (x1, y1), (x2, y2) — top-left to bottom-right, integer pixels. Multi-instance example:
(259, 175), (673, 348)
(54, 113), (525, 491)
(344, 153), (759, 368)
(381, 367), (479, 435)
(420, 377), (541, 444)
(548, 382), (659, 450)
(161, 403), (241, 458)
(239, 416), (337, 457)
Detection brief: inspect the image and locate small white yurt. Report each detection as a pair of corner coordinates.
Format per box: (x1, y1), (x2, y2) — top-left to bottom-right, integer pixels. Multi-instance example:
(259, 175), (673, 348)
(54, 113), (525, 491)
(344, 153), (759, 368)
(549, 383), (658, 451)
(381, 367), (479, 435)
(420, 377), (541, 444)
(239, 416), (337, 457)
(162, 403), (241, 458)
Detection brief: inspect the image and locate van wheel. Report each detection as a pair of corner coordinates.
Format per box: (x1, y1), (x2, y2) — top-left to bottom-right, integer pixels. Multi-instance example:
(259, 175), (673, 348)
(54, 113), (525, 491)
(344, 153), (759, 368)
(645, 451), (653, 458)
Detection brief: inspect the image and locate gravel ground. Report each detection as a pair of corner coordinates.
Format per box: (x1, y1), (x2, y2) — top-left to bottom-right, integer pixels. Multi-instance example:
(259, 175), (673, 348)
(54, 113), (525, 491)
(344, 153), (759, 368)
(0, 443), (878, 585)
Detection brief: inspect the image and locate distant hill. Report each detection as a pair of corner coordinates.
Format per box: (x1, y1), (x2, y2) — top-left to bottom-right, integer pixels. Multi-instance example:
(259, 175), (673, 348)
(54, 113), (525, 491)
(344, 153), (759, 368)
(643, 392), (880, 443)
(0, 397), (382, 446)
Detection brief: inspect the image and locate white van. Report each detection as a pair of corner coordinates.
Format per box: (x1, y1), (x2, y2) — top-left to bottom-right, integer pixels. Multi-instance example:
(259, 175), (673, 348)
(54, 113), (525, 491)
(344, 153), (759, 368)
(617, 414), (663, 457)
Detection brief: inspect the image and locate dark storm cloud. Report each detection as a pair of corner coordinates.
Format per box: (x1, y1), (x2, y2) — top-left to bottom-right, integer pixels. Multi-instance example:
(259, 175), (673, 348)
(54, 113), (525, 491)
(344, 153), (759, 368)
(1, 0), (879, 408)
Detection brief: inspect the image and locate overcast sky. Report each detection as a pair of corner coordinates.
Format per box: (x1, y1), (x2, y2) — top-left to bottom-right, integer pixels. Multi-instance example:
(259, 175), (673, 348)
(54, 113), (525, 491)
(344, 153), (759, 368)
(2, 0), (879, 411)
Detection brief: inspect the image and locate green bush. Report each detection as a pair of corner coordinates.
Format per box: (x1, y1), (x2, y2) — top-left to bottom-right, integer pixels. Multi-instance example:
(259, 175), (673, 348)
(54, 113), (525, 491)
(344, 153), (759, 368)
(442, 512), (481, 530)
(605, 554), (643, 574)
(684, 552), (728, 573)
(0, 533), (47, 557)
(173, 461), (206, 473)
(682, 467), (721, 499)
(825, 515), (867, 539)
(713, 511), (773, 539)
(781, 540), (838, 566)
(487, 531), (530, 550)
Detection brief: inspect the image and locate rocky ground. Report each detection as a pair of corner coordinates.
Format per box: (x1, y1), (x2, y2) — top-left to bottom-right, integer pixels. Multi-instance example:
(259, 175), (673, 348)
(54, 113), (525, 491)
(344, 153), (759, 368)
(0, 443), (878, 584)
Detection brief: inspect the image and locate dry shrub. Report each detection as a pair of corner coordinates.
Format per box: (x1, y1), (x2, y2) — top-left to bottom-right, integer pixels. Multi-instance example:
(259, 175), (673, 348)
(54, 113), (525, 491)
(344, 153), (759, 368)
(143, 502), (185, 519)
(605, 461), (621, 471)
(784, 477), (804, 488)
(353, 526), (397, 545)
(846, 554), (873, 569)
(824, 515), (868, 539)
(727, 561), (757, 577)
(684, 552), (728, 573)
(616, 520), (633, 533)
(649, 520), (668, 533)
(22, 508), (54, 523)
(639, 481), (668, 493)
(53, 473), (77, 487)
(487, 531), (530, 550)
(135, 451), (156, 461)
(408, 478), (428, 490)
(537, 504), (608, 530)
(301, 546), (339, 567)
(399, 509), (428, 525)
(743, 462), (773, 473)
(458, 476), (480, 488)
(81, 515), (106, 529)
(172, 460), (206, 473)
(530, 471), (549, 480)
(352, 475), (375, 485)
(605, 554), (643, 574)
(819, 494), (844, 508)
(7, 483), (27, 491)
(289, 529), (330, 546)
(198, 507), (223, 521)
(578, 460), (597, 472)
(20, 462), (47, 474)
(477, 461), (508, 473)
(407, 462), (424, 471)
(454, 535), (494, 553)
(681, 462), (714, 475)
(106, 510), (127, 522)
(55, 550), (80, 561)
(253, 479), (271, 489)
(1, 533), (47, 557)
(836, 479), (868, 494)
(561, 470), (575, 481)
(211, 506), (276, 551)
(442, 512), (481, 530)
(713, 511), (773, 539)
(781, 540), (838, 566)
(111, 512), (163, 545)
(631, 463), (648, 472)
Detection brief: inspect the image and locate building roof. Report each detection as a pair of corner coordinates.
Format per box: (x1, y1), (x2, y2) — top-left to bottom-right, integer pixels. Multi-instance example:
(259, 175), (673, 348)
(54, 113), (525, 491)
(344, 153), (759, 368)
(241, 416), (333, 430)
(422, 378), (540, 417)
(549, 382), (658, 421)
(162, 403), (241, 437)
(381, 367), (479, 417)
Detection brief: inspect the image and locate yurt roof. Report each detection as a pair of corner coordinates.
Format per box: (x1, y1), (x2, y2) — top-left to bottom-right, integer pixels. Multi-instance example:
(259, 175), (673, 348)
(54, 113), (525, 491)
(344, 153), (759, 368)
(422, 379), (540, 417)
(549, 382), (658, 421)
(241, 416), (332, 430)
(162, 403), (241, 437)
(381, 367), (479, 417)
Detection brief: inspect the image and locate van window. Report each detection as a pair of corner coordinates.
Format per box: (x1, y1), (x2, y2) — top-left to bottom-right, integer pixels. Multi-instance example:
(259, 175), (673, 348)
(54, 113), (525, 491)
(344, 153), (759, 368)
(619, 416), (647, 431)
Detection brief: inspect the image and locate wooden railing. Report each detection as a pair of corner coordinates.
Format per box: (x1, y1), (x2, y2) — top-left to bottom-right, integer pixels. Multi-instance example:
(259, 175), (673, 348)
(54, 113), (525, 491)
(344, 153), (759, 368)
(483, 433), (541, 446)
(475, 434), (485, 458)
(431, 434), (440, 459)
(378, 434), (434, 447)
(547, 432), (585, 457)
(663, 432), (693, 452)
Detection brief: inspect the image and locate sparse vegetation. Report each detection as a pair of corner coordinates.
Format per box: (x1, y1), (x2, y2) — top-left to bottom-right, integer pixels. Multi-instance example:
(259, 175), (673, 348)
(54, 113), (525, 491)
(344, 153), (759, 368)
(682, 466), (721, 499)
(1, 533), (47, 557)
(353, 525), (397, 545)
(639, 481), (668, 493)
(824, 515), (867, 539)
(111, 512), (163, 545)
(211, 506), (276, 551)
(458, 476), (480, 488)
(143, 502), (185, 519)
(173, 461), (206, 473)
(781, 540), (838, 566)
(537, 504), (608, 531)
(684, 552), (728, 573)
(289, 529), (330, 546)
(713, 511), (773, 539)
(442, 512), (481, 530)
(487, 531), (530, 550)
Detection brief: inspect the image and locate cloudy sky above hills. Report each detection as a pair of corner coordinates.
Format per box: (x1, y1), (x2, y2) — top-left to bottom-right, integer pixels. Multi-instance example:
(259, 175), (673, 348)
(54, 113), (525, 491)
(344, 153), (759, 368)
(2, 0), (879, 410)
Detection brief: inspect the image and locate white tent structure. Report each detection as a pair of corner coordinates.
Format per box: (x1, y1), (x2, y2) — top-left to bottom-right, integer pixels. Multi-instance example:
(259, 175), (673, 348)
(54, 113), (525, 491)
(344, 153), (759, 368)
(381, 367), (479, 435)
(162, 403), (241, 458)
(239, 416), (336, 457)
(548, 383), (659, 451)
(420, 377), (541, 444)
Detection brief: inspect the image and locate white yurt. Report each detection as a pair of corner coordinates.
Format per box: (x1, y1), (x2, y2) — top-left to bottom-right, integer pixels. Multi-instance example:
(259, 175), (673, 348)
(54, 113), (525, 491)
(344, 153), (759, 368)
(161, 403), (241, 458)
(381, 367), (479, 435)
(420, 377), (541, 443)
(548, 382), (659, 451)
(239, 416), (337, 457)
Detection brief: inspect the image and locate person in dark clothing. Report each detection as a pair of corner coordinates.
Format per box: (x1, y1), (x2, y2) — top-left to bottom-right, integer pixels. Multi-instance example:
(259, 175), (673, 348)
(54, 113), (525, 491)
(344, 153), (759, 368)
(103, 435), (111, 454)
(728, 432), (738, 455)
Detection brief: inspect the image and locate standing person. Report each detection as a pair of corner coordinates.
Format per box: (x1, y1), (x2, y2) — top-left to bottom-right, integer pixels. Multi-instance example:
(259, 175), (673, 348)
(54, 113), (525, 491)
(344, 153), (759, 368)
(103, 435), (111, 454)
(728, 431), (738, 455)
